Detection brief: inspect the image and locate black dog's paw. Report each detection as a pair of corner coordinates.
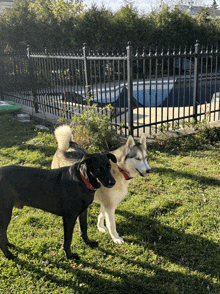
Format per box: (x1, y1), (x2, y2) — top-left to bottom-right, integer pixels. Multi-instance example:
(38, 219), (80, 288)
(86, 240), (98, 248)
(7, 242), (15, 248)
(66, 252), (80, 260)
(6, 252), (17, 260)
(10, 254), (18, 260)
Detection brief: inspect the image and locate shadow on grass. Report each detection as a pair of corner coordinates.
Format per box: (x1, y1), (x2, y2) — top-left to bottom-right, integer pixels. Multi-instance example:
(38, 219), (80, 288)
(115, 206), (220, 277)
(0, 145), (55, 168)
(153, 166), (220, 187)
(5, 200), (220, 293)
(0, 115), (37, 149)
(0, 114), (55, 155)
(148, 140), (220, 159)
(0, 127), (56, 168)
(9, 237), (218, 294)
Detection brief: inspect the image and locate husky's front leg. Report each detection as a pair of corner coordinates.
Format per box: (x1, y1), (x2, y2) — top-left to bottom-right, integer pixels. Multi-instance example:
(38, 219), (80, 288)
(104, 207), (124, 244)
(97, 204), (108, 233)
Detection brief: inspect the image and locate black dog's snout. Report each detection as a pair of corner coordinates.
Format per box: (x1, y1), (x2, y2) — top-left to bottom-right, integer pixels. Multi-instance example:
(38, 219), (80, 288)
(108, 178), (116, 187)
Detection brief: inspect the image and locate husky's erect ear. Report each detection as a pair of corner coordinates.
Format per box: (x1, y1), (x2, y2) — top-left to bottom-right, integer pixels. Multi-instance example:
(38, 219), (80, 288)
(140, 133), (147, 149)
(107, 153), (117, 163)
(126, 135), (135, 151)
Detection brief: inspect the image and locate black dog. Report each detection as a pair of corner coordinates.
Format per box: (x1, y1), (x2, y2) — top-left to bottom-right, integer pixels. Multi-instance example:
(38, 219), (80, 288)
(0, 153), (116, 260)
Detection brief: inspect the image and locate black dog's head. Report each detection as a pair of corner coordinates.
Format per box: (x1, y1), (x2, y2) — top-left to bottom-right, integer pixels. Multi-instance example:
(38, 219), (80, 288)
(78, 153), (116, 189)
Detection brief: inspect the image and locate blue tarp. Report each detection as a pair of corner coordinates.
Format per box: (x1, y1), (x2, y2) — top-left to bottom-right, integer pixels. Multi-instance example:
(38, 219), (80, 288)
(132, 82), (174, 107)
(93, 80), (220, 108)
(164, 83), (220, 107)
(45, 79), (220, 108)
(92, 80), (175, 107)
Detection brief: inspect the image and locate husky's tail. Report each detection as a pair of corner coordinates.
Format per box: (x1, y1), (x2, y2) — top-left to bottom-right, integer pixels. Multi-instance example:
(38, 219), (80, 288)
(54, 125), (73, 152)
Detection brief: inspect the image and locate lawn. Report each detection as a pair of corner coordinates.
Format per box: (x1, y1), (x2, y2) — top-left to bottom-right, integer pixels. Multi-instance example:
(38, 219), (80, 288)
(0, 113), (220, 293)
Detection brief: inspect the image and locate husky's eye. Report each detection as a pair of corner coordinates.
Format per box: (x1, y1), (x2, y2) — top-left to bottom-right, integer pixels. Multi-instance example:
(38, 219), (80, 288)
(135, 157), (140, 161)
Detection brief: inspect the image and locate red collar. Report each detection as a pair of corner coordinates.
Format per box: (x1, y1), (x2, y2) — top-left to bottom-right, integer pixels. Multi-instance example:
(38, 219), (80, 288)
(79, 169), (95, 190)
(118, 167), (132, 180)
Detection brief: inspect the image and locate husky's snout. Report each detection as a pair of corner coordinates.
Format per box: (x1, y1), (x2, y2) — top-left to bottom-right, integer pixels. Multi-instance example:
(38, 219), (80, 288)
(135, 167), (151, 177)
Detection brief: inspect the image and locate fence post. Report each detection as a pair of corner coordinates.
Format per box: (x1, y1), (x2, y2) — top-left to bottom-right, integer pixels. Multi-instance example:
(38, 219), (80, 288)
(83, 43), (90, 100)
(27, 45), (38, 113)
(0, 65), (3, 100)
(127, 42), (134, 136)
(193, 40), (200, 122)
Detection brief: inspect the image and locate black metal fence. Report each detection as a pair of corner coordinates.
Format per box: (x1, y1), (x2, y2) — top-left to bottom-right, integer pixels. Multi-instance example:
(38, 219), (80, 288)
(1, 42), (220, 137)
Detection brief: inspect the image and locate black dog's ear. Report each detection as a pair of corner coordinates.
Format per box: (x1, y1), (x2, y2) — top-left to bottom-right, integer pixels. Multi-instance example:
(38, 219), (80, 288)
(78, 154), (92, 169)
(107, 153), (117, 163)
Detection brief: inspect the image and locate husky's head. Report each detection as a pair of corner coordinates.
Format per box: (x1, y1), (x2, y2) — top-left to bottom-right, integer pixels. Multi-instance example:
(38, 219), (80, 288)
(118, 134), (151, 178)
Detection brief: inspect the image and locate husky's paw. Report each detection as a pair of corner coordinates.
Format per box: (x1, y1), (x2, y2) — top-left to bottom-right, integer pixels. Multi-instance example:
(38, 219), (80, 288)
(97, 225), (108, 233)
(112, 236), (124, 244)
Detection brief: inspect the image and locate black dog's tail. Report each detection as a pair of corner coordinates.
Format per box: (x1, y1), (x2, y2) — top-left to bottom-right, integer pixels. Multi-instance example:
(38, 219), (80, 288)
(54, 125), (73, 152)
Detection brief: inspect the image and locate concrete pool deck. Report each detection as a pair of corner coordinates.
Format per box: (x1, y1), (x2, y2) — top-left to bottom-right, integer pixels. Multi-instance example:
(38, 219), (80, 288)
(13, 100), (220, 140)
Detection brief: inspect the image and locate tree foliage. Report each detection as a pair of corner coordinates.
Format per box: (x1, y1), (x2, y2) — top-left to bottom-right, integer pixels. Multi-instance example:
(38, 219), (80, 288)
(0, 0), (84, 50)
(155, 7), (197, 47)
(0, 0), (220, 51)
(74, 4), (114, 48)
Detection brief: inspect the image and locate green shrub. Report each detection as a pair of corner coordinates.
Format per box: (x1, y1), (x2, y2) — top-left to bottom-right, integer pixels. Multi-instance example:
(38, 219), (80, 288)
(70, 98), (120, 152)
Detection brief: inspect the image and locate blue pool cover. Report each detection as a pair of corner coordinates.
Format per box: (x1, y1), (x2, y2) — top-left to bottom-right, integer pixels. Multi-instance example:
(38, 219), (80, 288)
(93, 79), (220, 108)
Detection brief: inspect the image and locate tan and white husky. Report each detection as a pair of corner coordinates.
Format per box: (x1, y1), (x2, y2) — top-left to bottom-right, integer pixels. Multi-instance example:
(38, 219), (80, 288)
(52, 125), (151, 244)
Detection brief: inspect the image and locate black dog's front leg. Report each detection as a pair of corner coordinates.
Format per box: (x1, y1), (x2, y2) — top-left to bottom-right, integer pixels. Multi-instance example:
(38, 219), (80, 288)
(62, 215), (80, 260)
(78, 209), (98, 248)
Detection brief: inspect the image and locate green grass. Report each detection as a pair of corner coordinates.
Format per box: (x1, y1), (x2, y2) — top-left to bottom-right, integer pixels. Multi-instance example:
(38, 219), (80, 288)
(0, 113), (220, 293)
